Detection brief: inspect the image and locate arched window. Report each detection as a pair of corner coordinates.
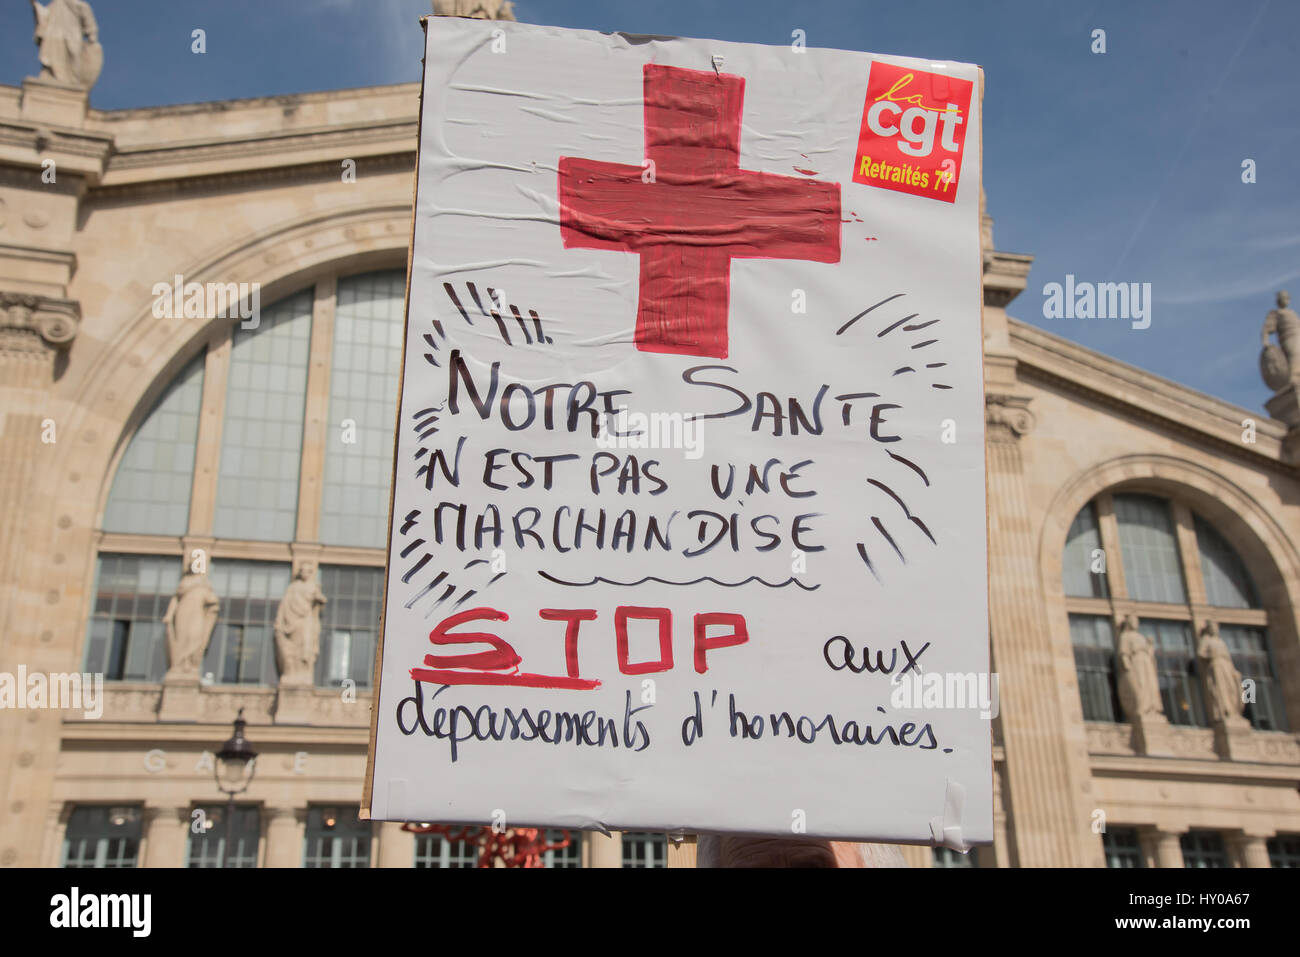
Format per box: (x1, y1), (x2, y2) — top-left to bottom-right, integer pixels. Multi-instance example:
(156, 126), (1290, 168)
(212, 291), (314, 541)
(102, 354), (205, 536)
(1062, 490), (1288, 732)
(87, 269), (405, 687)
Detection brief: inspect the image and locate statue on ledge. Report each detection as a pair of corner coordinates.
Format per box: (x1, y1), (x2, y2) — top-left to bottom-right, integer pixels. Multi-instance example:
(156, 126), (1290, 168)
(162, 570), (220, 680)
(1115, 614), (1162, 720)
(1197, 621), (1246, 727)
(30, 0), (103, 89)
(432, 0), (516, 19)
(1260, 290), (1300, 392)
(274, 561), (327, 687)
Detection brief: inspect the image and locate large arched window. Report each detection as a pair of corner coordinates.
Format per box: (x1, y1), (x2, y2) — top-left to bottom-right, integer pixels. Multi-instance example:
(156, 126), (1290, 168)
(1063, 491), (1288, 732)
(86, 269), (404, 687)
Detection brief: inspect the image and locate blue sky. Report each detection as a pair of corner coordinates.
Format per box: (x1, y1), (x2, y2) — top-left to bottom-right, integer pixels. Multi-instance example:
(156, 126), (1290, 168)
(5, 0), (1297, 411)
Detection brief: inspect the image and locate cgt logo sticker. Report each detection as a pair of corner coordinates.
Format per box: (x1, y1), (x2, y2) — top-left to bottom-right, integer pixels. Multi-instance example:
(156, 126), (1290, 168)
(852, 61), (972, 203)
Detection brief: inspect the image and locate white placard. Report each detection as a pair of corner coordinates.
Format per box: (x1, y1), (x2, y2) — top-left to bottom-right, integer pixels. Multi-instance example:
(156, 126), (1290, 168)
(365, 16), (991, 846)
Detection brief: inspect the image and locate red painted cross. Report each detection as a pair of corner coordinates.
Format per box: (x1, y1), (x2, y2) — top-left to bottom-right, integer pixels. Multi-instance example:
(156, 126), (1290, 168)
(558, 63), (842, 360)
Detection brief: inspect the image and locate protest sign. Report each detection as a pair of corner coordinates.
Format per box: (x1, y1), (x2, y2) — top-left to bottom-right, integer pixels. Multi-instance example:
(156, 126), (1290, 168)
(364, 16), (991, 846)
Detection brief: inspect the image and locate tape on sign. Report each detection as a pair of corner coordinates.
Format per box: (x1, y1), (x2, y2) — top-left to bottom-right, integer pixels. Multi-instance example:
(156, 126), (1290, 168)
(386, 779), (410, 821)
(929, 777), (969, 852)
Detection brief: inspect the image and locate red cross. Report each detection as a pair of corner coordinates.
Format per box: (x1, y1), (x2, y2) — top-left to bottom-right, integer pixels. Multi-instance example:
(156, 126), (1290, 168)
(558, 63), (842, 360)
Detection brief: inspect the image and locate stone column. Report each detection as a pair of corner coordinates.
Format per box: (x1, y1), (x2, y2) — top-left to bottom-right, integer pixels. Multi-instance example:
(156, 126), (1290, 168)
(376, 821), (415, 868)
(0, 295), (83, 867)
(263, 807), (306, 868)
(1227, 831), (1272, 869)
(984, 393), (1096, 866)
(1149, 828), (1186, 868)
(0, 83), (110, 865)
(1136, 828), (1161, 868)
(41, 802), (70, 868)
(143, 806), (191, 867)
(586, 830), (623, 868)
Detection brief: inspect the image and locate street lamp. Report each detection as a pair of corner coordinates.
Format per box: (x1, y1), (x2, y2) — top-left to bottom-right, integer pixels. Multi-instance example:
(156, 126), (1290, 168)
(214, 707), (258, 868)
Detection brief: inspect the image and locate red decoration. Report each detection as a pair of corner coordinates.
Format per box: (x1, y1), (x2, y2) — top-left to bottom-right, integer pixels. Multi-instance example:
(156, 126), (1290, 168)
(558, 63), (841, 360)
(402, 822), (573, 868)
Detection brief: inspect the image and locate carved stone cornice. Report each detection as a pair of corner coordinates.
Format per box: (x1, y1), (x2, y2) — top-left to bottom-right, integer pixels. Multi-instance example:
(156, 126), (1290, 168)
(982, 250), (1033, 308)
(105, 120), (417, 173)
(0, 291), (79, 355)
(88, 150), (415, 205)
(985, 392), (1035, 441)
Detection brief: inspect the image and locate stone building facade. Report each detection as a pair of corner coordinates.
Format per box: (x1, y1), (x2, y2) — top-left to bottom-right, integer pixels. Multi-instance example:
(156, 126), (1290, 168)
(1, 9), (1298, 869)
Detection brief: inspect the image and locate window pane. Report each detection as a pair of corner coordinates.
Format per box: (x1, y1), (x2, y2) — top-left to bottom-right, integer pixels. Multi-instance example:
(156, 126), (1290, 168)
(1195, 515), (1259, 609)
(1102, 827), (1144, 868)
(62, 806), (142, 868)
(84, 555), (180, 683)
(1139, 619), (1206, 727)
(213, 291), (313, 541)
(202, 560), (291, 686)
(414, 833), (478, 868)
(542, 829), (582, 868)
(317, 565), (384, 688)
(187, 805), (260, 868)
(1180, 831), (1228, 868)
(304, 807), (371, 868)
(103, 353), (205, 536)
(1063, 502), (1108, 598)
(1220, 624), (1288, 731)
(1268, 835), (1300, 868)
(1070, 614), (1121, 722)
(621, 832), (667, 868)
(1114, 494), (1187, 604)
(932, 846), (976, 868)
(320, 271), (405, 547)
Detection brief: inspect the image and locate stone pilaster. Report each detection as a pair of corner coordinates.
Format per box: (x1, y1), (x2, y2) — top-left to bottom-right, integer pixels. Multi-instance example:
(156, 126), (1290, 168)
(376, 821), (415, 868)
(0, 75), (108, 865)
(985, 393), (1096, 866)
(1148, 827), (1186, 868)
(263, 806), (306, 868)
(143, 806), (191, 867)
(585, 830), (623, 868)
(0, 291), (83, 867)
(1227, 831), (1272, 869)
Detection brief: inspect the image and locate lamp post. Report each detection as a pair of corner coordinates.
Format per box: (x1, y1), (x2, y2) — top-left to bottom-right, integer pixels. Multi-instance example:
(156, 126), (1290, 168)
(214, 708), (258, 868)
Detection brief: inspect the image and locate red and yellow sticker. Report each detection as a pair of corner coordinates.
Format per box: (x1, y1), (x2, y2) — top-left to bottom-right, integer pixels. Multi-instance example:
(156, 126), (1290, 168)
(852, 61), (973, 204)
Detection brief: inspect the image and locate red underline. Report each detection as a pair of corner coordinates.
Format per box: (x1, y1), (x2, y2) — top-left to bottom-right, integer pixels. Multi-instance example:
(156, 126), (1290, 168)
(409, 669), (601, 691)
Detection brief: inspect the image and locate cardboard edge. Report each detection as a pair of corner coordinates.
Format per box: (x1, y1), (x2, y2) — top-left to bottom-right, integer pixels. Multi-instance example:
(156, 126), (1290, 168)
(361, 13), (432, 822)
(976, 64), (995, 846)
(361, 41), (994, 844)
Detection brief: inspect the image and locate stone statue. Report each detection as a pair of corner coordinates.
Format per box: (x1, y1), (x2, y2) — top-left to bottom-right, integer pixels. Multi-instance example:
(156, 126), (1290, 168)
(162, 570), (220, 680)
(1197, 621), (1246, 726)
(1115, 614), (1162, 720)
(30, 0), (103, 88)
(274, 561), (327, 686)
(1260, 290), (1300, 392)
(432, 0), (516, 19)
